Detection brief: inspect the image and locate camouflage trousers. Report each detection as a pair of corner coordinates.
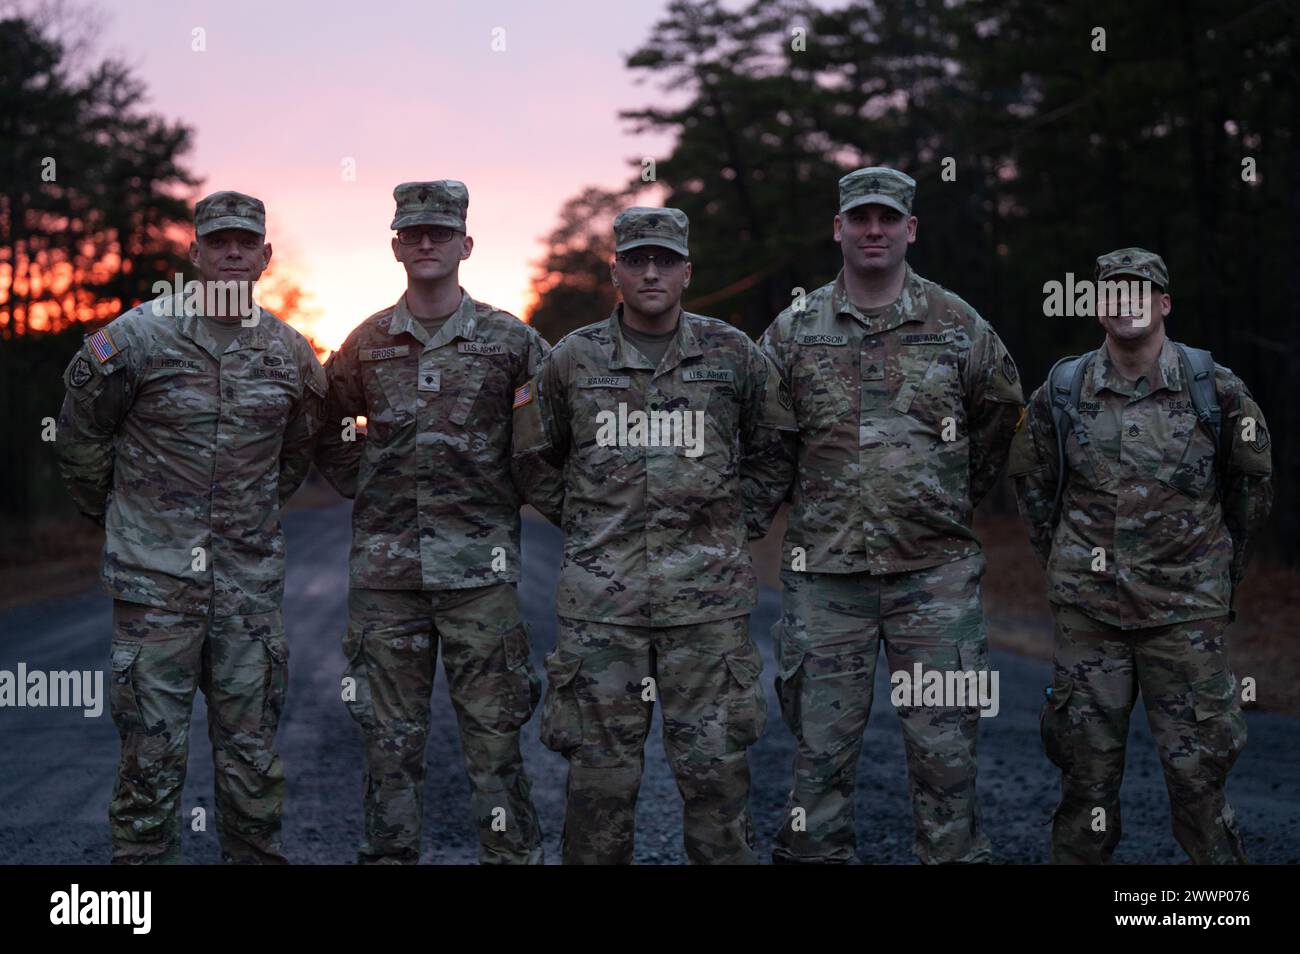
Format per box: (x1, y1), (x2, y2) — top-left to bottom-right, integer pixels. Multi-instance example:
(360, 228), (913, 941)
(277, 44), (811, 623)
(1043, 605), (1248, 864)
(541, 614), (767, 865)
(772, 555), (993, 864)
(342, 584), (543, 864)
(109, 599), (289, 864)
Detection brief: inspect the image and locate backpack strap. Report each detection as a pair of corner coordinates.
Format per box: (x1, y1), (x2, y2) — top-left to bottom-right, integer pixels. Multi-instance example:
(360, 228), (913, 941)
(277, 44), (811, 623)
(1172, 342), (1228, 493)
(1048, 350), (1096, 528)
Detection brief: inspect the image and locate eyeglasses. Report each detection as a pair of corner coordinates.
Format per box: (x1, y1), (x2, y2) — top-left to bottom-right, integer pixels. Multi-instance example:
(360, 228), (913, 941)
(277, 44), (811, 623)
(396, 226), (460, 245)
(616, 251), (686, 274)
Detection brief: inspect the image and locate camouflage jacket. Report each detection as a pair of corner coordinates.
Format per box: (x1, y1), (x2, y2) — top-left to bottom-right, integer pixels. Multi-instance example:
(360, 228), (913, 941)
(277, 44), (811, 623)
(511, 305), (796, 627)
(1008, 338), (1274, 629)
(759, 265), (1024, 575)
(315, 291), (550, 591)
(55, 295), (326, 617)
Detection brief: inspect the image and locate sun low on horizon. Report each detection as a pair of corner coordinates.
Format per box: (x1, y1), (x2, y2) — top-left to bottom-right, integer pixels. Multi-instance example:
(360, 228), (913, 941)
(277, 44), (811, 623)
(82, 0), (674, 357)
(278, 241), (541, 356)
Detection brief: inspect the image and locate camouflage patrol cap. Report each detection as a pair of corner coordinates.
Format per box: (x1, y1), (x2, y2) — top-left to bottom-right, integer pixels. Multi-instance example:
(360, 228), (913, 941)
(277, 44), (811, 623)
(391, 180), (469, 231)
(613, 206), (690, 257)
(839, 167), (916, 216)
(195, 191), (266, 237)
(1095, 247), (1170, 291)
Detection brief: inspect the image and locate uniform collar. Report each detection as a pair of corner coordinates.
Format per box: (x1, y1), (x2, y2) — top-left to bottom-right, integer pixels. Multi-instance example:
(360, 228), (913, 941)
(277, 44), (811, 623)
(604, 303), (703, 374)
(166, 293), (271, 359)
(389, 288), (478, 350)
(830, 263), (927, 333)
(1095, 337), (1182, 398)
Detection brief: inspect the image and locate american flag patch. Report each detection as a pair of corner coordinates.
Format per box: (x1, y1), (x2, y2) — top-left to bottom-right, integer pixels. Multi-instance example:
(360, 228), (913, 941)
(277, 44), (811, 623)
(87, 328), (120, 363)
(513, 382), (533, 409)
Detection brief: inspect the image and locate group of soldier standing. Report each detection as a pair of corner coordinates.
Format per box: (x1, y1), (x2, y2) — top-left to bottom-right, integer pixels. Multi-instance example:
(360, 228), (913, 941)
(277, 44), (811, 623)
(54, 166), (1273, 865)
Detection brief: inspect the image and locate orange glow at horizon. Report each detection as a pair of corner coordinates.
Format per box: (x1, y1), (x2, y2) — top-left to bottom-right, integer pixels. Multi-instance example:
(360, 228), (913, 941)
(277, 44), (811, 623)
(284, 252), (540, 355)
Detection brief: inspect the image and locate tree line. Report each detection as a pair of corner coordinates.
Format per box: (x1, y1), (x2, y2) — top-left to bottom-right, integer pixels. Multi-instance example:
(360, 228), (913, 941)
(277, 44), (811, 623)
(526, 0), (1298, 562)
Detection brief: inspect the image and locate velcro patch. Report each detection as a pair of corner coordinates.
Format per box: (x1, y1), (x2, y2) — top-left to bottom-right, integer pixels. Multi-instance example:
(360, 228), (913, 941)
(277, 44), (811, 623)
(69, 356), (93, 388)
(797, 334), (847, 346)
(360, 345), (411, 362)
(513, 382), (533, 408)
(900, 332), (953, 345)
(682, 368), (735, 383)
(577, 375), (631, 389)
(148, 356), (206, 371)
(458, 341), (505, 356)
(87, 328), (120, 363)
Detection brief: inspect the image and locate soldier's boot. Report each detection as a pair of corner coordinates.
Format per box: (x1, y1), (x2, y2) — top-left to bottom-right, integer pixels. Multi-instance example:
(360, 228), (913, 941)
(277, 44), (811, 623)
(770, 621), (874, 863)
(659, 636), (767, 865)
(446, 617), (545, 865)
(1146, 666), (1249, 864)
(108, 604), (204, 864)
(1041, 670), (1129, 864)
(203, 614), (289, 864)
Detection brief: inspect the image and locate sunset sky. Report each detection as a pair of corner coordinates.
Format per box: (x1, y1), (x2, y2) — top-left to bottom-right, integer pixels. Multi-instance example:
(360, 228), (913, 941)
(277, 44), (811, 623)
(100, 0), (679, 350)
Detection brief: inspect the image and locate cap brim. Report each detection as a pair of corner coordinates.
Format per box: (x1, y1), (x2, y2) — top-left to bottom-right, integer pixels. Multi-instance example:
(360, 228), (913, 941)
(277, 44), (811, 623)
(615, 238), (689, 257)
(391, 213), (466, 230)
(197, 217), (265, 237)
(1099, 270), (1166, 289)
(840, 196), (909, 216)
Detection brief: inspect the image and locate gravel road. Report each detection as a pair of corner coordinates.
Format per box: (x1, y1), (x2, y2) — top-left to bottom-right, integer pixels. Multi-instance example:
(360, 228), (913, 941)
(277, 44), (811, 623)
(2, 502), (1296, 863)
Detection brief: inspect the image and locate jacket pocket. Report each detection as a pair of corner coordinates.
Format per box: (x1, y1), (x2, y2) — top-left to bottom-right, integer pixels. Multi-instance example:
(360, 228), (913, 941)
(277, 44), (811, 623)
(774, 624), (870, 756)
(1039, 672), (1075, 772)
(1191, 670), (1247, 782)
(539, 649), (584, 754)
(720, 644), (768, 753)
(341, 624), (377, 732)
(493, 622), (541, 732)
(109, 639), (147, 735)
(255, 628), (289, 731)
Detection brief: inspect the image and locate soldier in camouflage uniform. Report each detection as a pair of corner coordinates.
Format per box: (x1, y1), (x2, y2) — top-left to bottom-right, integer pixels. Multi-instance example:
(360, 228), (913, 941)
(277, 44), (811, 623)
(55, 191), (326, 863)
(759, 168), (1024, 864)
(512, 207), (796, 864)
(315, 181), (548, 865)
(1009, 248), (1273, 864)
